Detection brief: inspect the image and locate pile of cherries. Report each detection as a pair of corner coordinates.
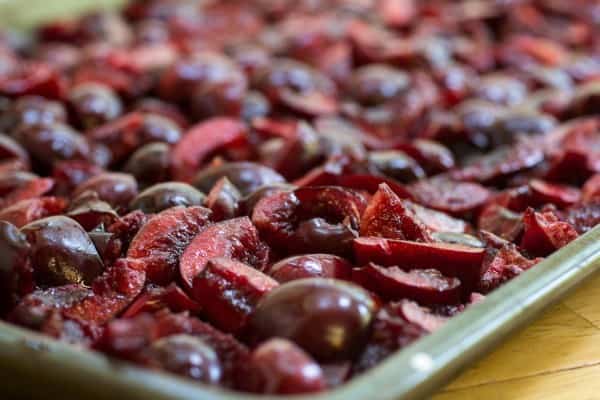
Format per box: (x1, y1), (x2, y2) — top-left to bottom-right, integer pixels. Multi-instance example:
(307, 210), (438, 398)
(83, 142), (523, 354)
(1, 0), (600, 394)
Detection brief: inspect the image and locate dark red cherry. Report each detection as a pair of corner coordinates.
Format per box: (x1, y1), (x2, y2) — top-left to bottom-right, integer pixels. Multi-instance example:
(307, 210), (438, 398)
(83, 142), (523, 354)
(248, 338), (326, 394)
(13, 122), (91, 169)
(193, 162), (285, 196)
(73, 172), (138, 212)
(0, 221), (31, 314)
(159, 51), (247, 119)
(123, 142), (171, 188)
(141, 334), (222, 384)
(21, 216), (104, 287)
(130, 182), (206, 213)
(191, 258), (278, 333)
(368, 150), (425, 182)
(248, 278), (377, 362)
(266, 254), (353, 283)
(349, 64), (410, 106)
(0, 95), (66, 132)
(68, 82), (123, 129)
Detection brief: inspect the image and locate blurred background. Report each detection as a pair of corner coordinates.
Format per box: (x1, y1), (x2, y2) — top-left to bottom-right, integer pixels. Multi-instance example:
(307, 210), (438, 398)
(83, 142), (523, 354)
(0, 0), (124, 28)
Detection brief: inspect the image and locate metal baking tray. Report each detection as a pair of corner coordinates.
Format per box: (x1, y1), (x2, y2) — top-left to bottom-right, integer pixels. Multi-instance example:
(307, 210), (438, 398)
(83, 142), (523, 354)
(2, 2), (600, 399)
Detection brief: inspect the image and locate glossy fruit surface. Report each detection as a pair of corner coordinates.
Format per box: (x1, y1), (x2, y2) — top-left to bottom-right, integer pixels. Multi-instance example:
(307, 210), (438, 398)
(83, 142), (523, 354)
(248, 278), (377, 362)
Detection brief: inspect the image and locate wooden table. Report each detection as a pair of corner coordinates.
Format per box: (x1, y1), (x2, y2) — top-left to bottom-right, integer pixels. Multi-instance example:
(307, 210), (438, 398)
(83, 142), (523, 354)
(433, 272), (600, 400)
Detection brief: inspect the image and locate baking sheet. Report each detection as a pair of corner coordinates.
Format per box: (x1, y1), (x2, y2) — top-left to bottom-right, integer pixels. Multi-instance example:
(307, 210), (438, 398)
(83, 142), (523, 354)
(2, 1), (600, 399)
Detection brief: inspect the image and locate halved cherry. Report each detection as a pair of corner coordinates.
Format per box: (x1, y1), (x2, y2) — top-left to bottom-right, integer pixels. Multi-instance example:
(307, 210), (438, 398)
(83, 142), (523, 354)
(398, 299), (448, 333)
(354, 237), (485, 290)
(520, 208), (579, 257)
(2, 177), (54, 208)
(67, 191), (119, 231)
(478, 244), (542, 293)
(352, 300), (426, 374)
(191, 257), (278, 333)
(404, 201), (468, 233)
(352, 264), (461, 304)
(9, 284), (91, 329)
(0, 62), (65, 99)
(204, 177), (241, 221)
(179, 217), (269, 289)
(529, 179), (581, 208)
(127, 206), (212, 285)
(266, 254), (353, 283)
(104, 210), (150, 263)
(87, 112), (182, 164)
(477, 204), (524, 242)
(409, 176), (492, 217)
(97, 311), (249, 387)
(0, 197), (67, 228)
(247, 338), (326, 394)
(171, 118), (247, 182)
(62, 258), (145, 325)
(360, 183), (432, 241)
(122, 283), (201, 318)
(452, 141), (544, 184)
(253, 186), (367, 256)
(294, 186), (367, 228)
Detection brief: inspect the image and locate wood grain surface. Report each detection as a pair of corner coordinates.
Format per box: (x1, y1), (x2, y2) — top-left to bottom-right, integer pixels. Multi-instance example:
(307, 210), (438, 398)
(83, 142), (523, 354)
(433, 272), (600, 400)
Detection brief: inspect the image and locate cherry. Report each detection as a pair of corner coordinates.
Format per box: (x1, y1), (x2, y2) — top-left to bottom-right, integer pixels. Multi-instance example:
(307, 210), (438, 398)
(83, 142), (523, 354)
(367, 150), (425, 182)
(73, 172), (138, 212)
(0, 197), (67, 228)
(193, 162), (285, 196)
(88, 112), (182, 164)
(354, 237), (485, 291)
(248, 278), (377, 362)
(179, 217), (270, 289)
(353, 264), (462, 304)
(141, 335), (222, 383)
(253, 58), (338, 116)
(130, 182), (206, 213)
(204, 177), (241, 221)
(266, 254), (353, 283)
(21, 216), (104, 287)
(248, 338), (326, 394)
(191, 258), (278, 333)
(159, 51), (247, 119)
(66, 191), (118, 231)
(68, 82), (123, 129)
(0, 221), (31, 314)
(13, 122), (91, 169)
(171, 117), (247, 182)
(0, 95), (66, 132)
(360, 183), (432, 241)
(127, 206), (212, 285)
(123, 142), (171, 188)
(348, 64), (410, 106)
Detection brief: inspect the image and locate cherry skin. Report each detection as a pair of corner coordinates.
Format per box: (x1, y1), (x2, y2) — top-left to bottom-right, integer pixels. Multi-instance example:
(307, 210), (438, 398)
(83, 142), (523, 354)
(248, 278), (378, 362)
